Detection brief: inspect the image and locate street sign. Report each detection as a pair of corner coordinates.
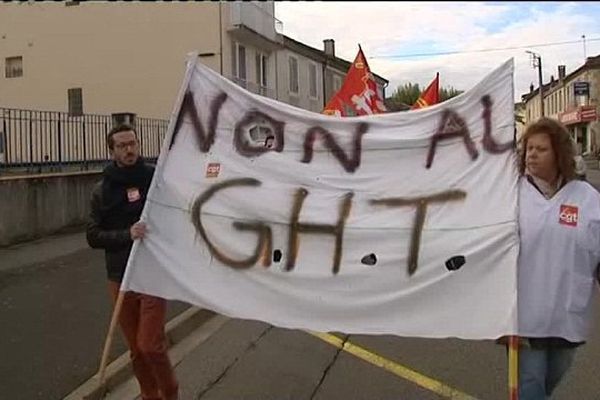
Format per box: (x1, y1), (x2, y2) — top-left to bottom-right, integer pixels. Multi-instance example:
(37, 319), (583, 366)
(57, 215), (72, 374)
(581, 105), (597, 122)
(574, 81), (590, 96)
(559, 109), (580, 125)
(558, 106), (597, 125)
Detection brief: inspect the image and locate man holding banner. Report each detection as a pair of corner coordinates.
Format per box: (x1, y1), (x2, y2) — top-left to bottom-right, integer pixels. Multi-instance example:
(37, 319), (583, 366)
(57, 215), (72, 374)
(87, 124), (179, 400)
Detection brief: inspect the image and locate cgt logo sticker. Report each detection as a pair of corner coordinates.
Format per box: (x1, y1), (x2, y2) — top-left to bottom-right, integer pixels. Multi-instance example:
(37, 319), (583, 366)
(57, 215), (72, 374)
(559, 204), (578, 227)
(126, 188), (141, 203)
(206, 163), (221, 178)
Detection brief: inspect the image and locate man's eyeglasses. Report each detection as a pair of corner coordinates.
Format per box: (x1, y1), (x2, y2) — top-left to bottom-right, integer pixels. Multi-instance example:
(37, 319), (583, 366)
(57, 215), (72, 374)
(114, 141), (138, 150)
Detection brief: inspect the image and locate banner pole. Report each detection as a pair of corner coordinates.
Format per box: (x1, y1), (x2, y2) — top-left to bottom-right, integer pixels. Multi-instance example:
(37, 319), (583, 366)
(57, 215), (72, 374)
(97, 290), (125, 388)
(508, 335), (519, 400)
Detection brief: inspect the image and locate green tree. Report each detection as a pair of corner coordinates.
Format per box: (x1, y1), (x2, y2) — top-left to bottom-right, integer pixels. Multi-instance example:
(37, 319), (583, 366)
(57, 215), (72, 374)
(387, 82), (463, 110)
(439, 87), (463, 102)
(389, 82), (422, 107)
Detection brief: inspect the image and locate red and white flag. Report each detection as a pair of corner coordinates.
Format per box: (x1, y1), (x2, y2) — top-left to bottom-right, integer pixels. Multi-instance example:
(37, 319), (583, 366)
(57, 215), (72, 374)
(323, 46), (387, 116)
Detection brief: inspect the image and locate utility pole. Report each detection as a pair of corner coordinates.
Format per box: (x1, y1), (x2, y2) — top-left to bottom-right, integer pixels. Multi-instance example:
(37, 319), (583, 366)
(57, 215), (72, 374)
(527, 51), (544, 117)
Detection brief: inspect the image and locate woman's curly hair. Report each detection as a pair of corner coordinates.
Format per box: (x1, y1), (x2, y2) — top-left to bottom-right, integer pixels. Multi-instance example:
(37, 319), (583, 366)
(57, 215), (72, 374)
(518, 117), (576, 181)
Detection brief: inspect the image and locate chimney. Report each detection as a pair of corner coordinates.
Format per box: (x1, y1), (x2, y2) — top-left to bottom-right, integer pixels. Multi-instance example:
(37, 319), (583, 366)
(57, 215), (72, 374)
(530, 83), (534, 93)
(323, 39), (335, 57)
(558, 65), (566, 80)
(550, 75), (555, 84)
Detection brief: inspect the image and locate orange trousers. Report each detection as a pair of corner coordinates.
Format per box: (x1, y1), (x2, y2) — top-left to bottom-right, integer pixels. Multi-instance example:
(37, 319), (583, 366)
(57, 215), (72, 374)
(109, 281), (179, 400)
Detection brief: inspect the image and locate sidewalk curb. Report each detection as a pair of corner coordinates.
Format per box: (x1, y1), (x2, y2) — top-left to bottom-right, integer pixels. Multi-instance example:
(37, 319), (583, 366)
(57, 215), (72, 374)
(102, 315), (231, 400)
(63, 306), (220, 400)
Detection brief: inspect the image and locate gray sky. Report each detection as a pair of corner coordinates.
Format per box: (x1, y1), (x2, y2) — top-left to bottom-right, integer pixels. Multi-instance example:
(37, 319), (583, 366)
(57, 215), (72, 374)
(275, 1), (600, 101)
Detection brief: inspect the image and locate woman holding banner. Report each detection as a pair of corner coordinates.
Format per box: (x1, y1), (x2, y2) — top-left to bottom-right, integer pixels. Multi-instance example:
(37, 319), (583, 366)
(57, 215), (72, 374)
(516, 117), (600, 399)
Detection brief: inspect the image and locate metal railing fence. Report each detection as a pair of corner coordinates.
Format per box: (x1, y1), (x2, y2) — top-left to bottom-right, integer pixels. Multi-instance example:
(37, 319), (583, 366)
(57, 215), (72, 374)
(0, 107), (168, 175)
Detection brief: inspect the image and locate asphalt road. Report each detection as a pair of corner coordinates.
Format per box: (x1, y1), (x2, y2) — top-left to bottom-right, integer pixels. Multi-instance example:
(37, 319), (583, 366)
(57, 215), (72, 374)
(174, 314), (600, 399)
(0, 246), (188, 400)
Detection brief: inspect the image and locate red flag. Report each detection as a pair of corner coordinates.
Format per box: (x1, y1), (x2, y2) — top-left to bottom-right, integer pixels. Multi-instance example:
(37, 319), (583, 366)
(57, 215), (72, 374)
(323, 46), (387, 116)
(411, 73), (440, 110)
(323, 96), (346, 117)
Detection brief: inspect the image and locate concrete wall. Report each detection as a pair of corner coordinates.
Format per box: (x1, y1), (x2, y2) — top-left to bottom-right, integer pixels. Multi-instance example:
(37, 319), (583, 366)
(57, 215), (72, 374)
(0, 171), (101, 246)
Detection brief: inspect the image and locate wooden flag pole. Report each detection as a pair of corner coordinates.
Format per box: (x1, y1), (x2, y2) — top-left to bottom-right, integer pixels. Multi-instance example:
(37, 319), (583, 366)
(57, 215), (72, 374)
(97, 289), (126, 387)
(508, 335), (519, 400)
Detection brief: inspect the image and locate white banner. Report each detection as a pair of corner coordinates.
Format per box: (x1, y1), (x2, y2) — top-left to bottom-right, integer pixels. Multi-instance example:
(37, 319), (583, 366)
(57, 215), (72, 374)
(122, 57), (519, 339)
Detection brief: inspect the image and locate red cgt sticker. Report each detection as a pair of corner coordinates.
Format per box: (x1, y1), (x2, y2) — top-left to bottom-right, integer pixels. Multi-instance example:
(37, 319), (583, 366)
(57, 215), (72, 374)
(127, 188), (141, 203)
(559, 204), (578, 227)
(206, 162), (221, 178)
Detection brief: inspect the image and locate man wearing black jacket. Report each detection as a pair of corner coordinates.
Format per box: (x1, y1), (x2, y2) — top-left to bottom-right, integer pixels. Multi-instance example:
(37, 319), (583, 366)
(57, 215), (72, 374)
(87, 124), (178, 400)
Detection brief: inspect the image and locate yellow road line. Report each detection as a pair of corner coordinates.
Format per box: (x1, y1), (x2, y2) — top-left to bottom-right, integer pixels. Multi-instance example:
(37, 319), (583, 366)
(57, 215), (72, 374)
(308, 331), (479, 400)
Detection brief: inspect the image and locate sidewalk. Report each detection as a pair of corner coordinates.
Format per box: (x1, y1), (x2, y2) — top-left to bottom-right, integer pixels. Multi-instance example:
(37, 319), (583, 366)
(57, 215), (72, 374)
(0, 229), (89, 273)
(65, 308), (223, 400)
